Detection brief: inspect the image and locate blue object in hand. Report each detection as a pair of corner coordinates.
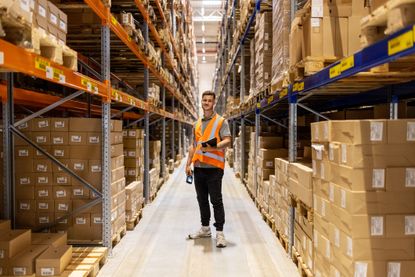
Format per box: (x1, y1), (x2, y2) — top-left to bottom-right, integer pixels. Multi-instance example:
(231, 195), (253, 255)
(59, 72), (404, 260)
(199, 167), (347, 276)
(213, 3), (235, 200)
(186, 174), (193, 184)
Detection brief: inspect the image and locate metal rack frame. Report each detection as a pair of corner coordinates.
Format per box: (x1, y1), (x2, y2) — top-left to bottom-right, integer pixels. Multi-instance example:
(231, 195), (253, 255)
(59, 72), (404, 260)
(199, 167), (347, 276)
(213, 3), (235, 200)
(1, 0), (198, 254)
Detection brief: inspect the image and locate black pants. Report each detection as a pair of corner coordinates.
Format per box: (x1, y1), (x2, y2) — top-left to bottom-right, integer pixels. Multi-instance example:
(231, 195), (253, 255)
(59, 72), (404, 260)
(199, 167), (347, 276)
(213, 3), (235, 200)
(194, 167), (225, 231)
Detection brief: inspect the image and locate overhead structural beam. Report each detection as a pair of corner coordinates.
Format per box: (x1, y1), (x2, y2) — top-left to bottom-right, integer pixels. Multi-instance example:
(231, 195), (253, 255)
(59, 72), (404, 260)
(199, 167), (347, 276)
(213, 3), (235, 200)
(111, 106), (134, 119)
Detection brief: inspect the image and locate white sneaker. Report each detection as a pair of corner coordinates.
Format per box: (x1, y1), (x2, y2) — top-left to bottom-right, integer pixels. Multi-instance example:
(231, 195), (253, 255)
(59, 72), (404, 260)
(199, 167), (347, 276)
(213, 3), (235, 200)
(216, 231), (227, 248)
(188, 226), (211, 239)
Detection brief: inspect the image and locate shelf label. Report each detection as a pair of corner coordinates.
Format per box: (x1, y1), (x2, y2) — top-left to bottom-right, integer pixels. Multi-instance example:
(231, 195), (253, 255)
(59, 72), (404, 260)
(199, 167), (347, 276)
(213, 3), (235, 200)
(35, 57), (50, 71)
(341, 55), (354, 72)
(81, 78), (98, 93)
(388, 30), (413, 56)
(0, 52), (3, 65)
(267, 95), (274, 104)
(111, 16), (118, 26)
(279, 88), (288, 99)
(46, 66), (53, 79)
(59, 74), (66, 84)
(329, 64), (341, 78)
(256, 103), (261, 108)
(293, 82), (304, 92)
(127, 36), (132, 42)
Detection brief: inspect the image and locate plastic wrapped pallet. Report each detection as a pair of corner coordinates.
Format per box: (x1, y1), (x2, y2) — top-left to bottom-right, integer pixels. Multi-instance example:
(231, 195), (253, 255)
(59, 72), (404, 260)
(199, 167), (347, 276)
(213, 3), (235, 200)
(254, 12), (272, 93)
(271, 0), (290, 90)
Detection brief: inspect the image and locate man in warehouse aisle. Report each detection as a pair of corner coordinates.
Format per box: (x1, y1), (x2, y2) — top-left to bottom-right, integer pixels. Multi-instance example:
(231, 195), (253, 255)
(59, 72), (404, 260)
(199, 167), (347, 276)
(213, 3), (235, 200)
(186, 90), (232, 248)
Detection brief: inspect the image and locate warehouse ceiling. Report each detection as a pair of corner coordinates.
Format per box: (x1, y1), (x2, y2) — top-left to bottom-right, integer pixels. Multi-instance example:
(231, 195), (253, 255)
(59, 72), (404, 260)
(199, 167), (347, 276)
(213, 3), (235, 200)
(190, 0), (225, 64)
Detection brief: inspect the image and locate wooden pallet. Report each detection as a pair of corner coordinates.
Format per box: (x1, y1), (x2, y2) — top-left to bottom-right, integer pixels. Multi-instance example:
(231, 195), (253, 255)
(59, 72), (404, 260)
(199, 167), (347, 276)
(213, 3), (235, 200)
(271, 74), (290, 92)
(111, 225), (127, 247)
(275, 229), (289, 253)
(261, 208), (275, 230)
(0, 9), (31, 48)
(361, 0), (415, 47)
(290, 56), (339, 80)
(291, 246), (314, 277)
(126, 204), (144, 231)
(64, 247), (108, 277)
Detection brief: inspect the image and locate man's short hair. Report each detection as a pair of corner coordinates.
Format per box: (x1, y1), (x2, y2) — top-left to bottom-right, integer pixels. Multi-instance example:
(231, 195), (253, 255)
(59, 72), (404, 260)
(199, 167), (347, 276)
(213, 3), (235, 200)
(202, 90), (216, 100)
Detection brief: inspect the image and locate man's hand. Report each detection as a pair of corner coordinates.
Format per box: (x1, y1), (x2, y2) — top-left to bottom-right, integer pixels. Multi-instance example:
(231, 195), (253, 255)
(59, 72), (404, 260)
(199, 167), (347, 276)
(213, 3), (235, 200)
(185, 164), (192, 176)
(201, 146), (217, 152)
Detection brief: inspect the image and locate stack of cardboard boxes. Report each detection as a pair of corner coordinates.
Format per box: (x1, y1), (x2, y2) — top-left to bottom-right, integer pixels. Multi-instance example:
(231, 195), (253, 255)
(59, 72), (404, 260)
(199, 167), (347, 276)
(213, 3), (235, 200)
(14, 118), (125, 241)
(311, 119), (415, 276)
(271, 0), (290, 90)
(0, 128), (3, 216)
(149, 140), (161, 198)
(0, 221), (72, 276)
(125, 181), (144, 223)
(254, 12), (273, 93)
(123, 128), (144, 185)
(273, 158), (290, 240)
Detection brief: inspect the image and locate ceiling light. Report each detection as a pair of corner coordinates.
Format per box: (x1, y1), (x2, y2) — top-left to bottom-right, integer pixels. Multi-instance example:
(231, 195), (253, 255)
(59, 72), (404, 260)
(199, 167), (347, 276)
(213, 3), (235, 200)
(202, 56), (206, 61)
(202, 37), (205, 44)
(202, 24), (205, 32)
(202, 48), (206, 53)
(201, 7), (205, 16)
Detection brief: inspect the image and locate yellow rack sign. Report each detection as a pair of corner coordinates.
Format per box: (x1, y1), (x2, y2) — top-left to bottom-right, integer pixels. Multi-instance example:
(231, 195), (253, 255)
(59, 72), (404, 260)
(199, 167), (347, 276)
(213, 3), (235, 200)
(388, 30), (413, 56)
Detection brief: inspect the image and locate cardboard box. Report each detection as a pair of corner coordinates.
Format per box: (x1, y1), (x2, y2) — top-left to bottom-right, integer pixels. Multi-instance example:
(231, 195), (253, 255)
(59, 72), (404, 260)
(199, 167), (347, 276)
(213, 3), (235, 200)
(51, 132), (68, 145)
(70, 160), (87, 175)
(17, 200), (36, 212)
(289, 162), (313, 189)
(54, 213), (72, 227)
(112, 155), (124, 169)
(69, 118), (101, 132)
(70, 146), (101, 160)
(53, 186), (71, 200)
(288, 178), (313, 207)
(0, 221), (10, 231)
(111, 144), (124, 157)
(127, 129), (144, 138)
(37, 200), (54, 212)
(15, 212), (36, 229)
(112, 167), (125, 183)
(73, 200), (101, 214)
(54, 200), (72, 213)
(32, 118), (50, 131)
(52, 146), (71, 159)
(15, 185), (35, 200)
(31, 233), (67, 247)
(311, 121), (330, 143)
(388, 119), (415, 144)
(0, 229), (31, 258)
(31, 131), (50, 145)
(71, 186), (90, 199)
(15, 159), (33, 173)
(258, 136), (283, 148)
(33, 159), (52, 173)
(36, 244), (72, 277)
(111, 132), (123, 145)
(58, 10), (67, 33)
(330, 120), (387, 144)
(35, 173), (53, 186)
(15, 146), (33, 159)
(68, 132), (87, 145)
(35, 186), (52, 199)
(36, 212), (54, 227)
(9, 244), (48, 276)
(258, 148), (288, 160)
(111, 120), (122, 132)
(53, 172), (71, 186)
(50, 118), (68, 131)
(123, 138), (140, 148)
(87, 133), (101, 145)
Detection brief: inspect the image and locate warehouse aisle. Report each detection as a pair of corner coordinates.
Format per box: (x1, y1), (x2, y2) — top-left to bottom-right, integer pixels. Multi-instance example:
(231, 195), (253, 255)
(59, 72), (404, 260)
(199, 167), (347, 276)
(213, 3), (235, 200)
(98, 159), (299, 277)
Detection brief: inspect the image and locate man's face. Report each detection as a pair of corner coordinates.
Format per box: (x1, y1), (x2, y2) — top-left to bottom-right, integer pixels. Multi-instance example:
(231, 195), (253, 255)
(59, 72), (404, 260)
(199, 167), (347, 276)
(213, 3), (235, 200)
(202, 95), (215, 111)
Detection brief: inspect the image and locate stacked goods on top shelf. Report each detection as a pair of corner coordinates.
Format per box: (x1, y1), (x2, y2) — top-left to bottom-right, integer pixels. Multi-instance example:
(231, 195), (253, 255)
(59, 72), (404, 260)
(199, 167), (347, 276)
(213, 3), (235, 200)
(312, 119), (415, 277)
(123, 128), (144, 185)
(254, 11), (273, 93)
(14, 118), (125, 241)
(271, 0), (290, 91)
(289, 0), (372, 80)
(249, 38), (256, 98)
(1, 0), (77, 70)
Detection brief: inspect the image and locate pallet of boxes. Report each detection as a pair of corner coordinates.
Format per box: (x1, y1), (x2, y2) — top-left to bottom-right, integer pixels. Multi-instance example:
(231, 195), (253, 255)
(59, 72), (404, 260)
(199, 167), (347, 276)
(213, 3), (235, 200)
(254, 11), (273, 94)
(0, 219), (108, 276)
(14, 118), (126, 244)
(311, 119), (415, 277)
(0, 0), (77, 70)
(123, 128), (145, 230)
(149, 140), (161, 199)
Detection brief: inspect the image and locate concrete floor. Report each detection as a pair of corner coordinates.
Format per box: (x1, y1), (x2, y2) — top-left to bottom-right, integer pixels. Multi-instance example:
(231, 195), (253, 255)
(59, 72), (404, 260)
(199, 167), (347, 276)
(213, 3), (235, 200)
(98, 159), (300, 277)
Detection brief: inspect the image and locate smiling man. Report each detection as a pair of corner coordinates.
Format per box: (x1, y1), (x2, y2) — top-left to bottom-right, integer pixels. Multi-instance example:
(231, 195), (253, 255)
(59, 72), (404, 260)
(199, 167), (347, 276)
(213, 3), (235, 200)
(186, 90), (232, 248)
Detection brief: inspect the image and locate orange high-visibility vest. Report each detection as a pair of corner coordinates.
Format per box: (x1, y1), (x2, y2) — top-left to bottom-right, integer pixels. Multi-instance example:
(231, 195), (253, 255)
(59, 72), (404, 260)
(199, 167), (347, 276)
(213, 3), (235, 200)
(192, 114), (225, 169)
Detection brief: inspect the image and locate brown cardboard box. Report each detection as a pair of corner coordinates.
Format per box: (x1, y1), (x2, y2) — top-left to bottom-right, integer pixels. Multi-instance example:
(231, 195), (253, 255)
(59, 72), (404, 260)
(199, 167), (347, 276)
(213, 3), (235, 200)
(311, 121), (330, 143)
(112, 155), (124, 169)
(17, 200), (36, 212)
(31, 233), (67, 247)
(51, 118), (68, 132)
(313, 178), (330, 199)
(0, 259), (9, 275)
(9, 244), (48, 276)
(47, 1), (59, 27)
(111, 144), (124, 157)
(33, 159), (52, 173)
(15, 212), (36, 229)
(258, 148), (288, 160)
(54, 213), (72, 228)
(31, 132), (50, 145)
(125, 148), (141, 158)
(258, 136), (283, 148)
(386, 167), (415, 191)
(73, 200), (101, 214)
(70, 146), (100, 160)
(69, 132), (87, 145)
(330, 120), (387, 144)
(32, 119), (50, 131)
(87, 133), (101, 145)
(70, 160), (87, 175)
(111, 132), (123, 145)
(288, 178), (313, 207)
(16, 185), (35, 200)
(36, 212), (54, 227)
(36, 245), (72, 277)
(54, 200), (72, 212)
(53, 173), (71, 186)
(311, 143), (329, 161)
(58, 10), (67, 33)
(52, 146), (71, 159)
(388, 119), (415, 144)
(35, 186), (52, 200)
(52, 160), (70, 174)
(71, 186), (90, 199)
(15, 146), (33, 159)
(51, 132), (68, 145)
(37, 200), (54, 212)
(111, 178), (126, 196)
(0, 229), (31, 258)
(35, 173), (53, 186)
(312, 159), (331, 181)
(69, 118), (101, 132)
(15, 160), (33, 173)
(123, 138), (140, 148)
(15, 173), (33, 186)
(289, 163), (313, 189)
(314, 213), (330, 238)
(112, 167), (125, 183)
(111, 120), (123, 132)
(53, 186), (71, 200)
(0, 220), (10, 231)
(127, 129), (144, 138)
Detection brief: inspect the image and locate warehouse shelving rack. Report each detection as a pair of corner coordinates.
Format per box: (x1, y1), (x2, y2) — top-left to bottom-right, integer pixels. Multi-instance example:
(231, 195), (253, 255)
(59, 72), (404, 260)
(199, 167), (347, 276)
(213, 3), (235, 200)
(0, 0), (197, 253)
(214, 0), (415, 258)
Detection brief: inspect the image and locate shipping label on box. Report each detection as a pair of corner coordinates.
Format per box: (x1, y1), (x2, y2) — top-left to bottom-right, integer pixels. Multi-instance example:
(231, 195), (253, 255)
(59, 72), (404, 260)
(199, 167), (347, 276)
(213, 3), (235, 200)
(51, 118), (68, 131)
(33, 118), (50, 131)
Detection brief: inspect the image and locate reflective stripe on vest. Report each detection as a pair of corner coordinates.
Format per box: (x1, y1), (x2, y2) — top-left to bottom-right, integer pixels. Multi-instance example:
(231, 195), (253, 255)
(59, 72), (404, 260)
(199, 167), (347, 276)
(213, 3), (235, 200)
(195, 150), (225, 162)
